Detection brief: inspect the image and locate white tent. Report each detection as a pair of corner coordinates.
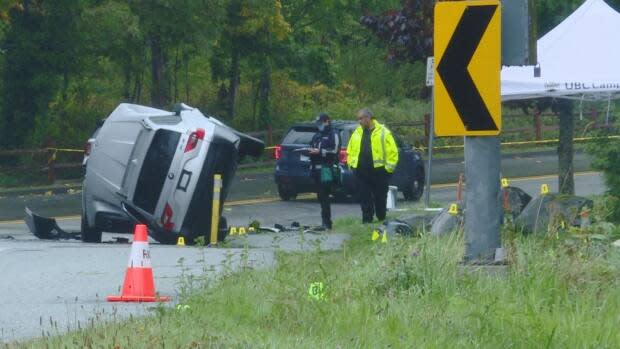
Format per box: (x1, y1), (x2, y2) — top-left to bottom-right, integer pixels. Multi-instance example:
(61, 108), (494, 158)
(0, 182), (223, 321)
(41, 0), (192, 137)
(501, 0), (620, 101)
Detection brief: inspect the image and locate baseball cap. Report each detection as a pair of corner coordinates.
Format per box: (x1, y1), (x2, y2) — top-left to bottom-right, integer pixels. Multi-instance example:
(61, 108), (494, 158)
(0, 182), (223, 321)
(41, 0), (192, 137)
(314, 113), (330, 123)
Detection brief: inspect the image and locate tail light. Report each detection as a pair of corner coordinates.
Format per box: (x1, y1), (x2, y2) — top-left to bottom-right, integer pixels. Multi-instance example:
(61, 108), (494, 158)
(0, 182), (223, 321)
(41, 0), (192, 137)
(184, 128), (205, 153)
(161, 203), (174, 231)
(274, 145), (282, 160)
(339, 148), (348, 165)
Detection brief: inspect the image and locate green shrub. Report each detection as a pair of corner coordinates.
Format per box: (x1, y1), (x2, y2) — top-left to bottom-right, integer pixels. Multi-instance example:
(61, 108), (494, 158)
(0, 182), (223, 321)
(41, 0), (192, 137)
(586, 127), (620, 223)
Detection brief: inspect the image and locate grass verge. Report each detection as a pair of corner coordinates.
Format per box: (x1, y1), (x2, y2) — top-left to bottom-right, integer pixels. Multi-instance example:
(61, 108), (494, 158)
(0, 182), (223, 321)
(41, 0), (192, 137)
(8, 215), (620, 348)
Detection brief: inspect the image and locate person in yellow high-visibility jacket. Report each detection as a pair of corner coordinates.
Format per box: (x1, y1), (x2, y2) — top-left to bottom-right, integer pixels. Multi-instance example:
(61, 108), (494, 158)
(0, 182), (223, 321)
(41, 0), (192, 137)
(347, 108), (399, 223)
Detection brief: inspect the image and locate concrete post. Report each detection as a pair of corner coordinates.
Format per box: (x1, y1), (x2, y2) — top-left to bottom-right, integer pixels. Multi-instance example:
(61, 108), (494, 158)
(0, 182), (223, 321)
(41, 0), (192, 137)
(464, 136), (502, 262)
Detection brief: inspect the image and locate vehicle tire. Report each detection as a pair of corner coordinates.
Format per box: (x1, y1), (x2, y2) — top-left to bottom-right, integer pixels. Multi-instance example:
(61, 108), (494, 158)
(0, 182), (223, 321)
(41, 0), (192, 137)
(217, 216), (228, 242)
(81, 212), (102, 243)
(278, 185), (297, 201)
(334, 191), (349, 203)
(404, 170), (425, 202)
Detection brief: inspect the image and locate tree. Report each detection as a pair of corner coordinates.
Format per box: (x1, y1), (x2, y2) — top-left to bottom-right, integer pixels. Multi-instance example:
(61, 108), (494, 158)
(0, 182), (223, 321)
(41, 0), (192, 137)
(587, 126), (620, 223)
(212, 0), (290, 121)
(360, 0), (433, 64)
(1, 0), (86, 148)
(556, 99), (574, 195)
(127, 0), (221, 108)
(82, 1), (145, 102)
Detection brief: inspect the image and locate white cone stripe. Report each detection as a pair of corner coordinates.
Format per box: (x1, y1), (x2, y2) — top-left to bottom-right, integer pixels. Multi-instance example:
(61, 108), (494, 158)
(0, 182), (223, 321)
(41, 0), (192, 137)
(126, 241), (152, 268)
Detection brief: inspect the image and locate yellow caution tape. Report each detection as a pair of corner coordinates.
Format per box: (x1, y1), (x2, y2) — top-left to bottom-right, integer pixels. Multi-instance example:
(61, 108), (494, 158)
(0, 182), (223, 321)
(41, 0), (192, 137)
(416, 135), (620, 152)
(45, 147), (86, 153)
(48, 150), (57, 164)
(40, 136), (620, 156)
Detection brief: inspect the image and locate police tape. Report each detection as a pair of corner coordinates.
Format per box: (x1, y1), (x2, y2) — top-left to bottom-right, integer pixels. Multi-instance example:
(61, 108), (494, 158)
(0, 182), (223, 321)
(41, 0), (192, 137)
(45, 148), (87, 153)
(42, 135), (620, 155)
(415, 135), (620, 152)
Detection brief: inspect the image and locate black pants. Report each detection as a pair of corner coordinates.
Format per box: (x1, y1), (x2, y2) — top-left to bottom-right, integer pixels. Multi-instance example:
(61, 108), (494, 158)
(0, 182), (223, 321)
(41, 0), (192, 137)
(314, 173), (332, 228)
(356, 168), (390, 223)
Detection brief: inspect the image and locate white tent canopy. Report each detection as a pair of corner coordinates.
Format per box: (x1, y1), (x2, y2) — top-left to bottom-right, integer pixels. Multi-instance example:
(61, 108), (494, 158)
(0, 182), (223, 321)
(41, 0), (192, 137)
(501, 0), (620, 101)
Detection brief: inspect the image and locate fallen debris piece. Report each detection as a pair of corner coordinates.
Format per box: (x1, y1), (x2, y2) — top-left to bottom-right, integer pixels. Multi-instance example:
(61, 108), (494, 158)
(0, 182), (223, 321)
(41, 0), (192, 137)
(24, 207), (80, 240)
(514, 194), (593, 235)
(500, 186), (532, 220)
(376, 219), (416, 238)
(430, 207), (464, 237)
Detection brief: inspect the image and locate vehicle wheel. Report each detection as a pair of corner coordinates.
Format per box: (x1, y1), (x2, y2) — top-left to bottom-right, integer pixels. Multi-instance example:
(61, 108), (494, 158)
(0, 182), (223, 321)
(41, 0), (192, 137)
(81, 212), (102, 243)
(404, 171), (424, 202)
(334, 192), (349, 203)
(278, 185), (297, 201)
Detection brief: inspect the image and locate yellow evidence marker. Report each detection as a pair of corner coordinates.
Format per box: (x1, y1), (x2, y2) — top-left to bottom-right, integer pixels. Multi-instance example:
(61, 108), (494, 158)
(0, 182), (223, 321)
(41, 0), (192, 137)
(371, 230), (380, 241)
(176, 237), (186, 246)
(501, 178), (509, 188)
(541, 184), (550, 195)
(308, 282), (325, 301)
(381, 232), (388, 243)
(448, 203), (459, 215)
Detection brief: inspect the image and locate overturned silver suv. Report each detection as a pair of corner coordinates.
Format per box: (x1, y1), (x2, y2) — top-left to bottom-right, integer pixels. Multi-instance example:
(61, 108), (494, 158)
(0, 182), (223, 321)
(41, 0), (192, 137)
(81, 103), (263, 244)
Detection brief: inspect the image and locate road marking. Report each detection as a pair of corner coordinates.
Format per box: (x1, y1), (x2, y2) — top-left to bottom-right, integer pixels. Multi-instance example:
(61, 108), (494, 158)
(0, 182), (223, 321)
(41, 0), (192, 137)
(0, 171), (602, 225)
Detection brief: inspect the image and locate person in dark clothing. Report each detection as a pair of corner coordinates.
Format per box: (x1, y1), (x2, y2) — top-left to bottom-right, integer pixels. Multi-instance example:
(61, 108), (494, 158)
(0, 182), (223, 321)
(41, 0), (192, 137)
(309, 113), (340, 230)
(347, 108), (399, 223)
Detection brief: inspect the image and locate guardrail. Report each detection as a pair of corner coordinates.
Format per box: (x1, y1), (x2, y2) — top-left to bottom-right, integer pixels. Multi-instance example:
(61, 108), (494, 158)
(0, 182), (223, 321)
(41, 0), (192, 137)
(0, 147), (83, 185)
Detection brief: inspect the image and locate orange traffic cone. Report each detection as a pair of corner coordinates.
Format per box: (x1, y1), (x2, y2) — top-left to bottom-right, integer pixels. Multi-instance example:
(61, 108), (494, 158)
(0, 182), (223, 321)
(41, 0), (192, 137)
(107, 224), (170, 302)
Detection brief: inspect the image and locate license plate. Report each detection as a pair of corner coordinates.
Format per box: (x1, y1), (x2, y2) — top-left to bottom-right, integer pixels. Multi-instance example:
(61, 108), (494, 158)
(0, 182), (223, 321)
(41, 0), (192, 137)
(300, 154), (309, 162)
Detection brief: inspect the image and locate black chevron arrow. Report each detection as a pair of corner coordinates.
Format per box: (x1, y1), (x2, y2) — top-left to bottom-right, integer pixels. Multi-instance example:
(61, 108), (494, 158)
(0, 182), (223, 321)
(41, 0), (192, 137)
(437, 5), (498, 131)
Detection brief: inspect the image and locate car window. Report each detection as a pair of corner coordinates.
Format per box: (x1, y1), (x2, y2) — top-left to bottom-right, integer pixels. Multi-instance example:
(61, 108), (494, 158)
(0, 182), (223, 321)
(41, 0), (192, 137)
(339, 128), (353, 147)
(134, 129), (181, 214)
(282, 126), (317, 145)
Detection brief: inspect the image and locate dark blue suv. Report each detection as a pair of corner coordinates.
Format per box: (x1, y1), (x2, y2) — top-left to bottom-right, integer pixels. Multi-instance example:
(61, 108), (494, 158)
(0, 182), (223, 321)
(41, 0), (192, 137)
(274, 121), (425, 201)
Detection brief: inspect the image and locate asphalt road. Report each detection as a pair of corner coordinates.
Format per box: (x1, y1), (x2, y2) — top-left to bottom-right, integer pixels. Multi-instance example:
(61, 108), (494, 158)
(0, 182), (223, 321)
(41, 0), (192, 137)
(0, 151), (606, 344)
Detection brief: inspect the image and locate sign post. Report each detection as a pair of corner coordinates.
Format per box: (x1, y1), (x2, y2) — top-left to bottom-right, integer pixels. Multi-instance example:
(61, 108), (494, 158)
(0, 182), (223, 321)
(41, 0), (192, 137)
(424, 57), (435, 208)
(434, 0), (503, 262)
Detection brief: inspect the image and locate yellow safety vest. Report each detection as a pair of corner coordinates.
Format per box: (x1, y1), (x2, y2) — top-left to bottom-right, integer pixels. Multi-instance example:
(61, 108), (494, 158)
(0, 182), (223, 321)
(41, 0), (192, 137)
(347, 122), (399, 173)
